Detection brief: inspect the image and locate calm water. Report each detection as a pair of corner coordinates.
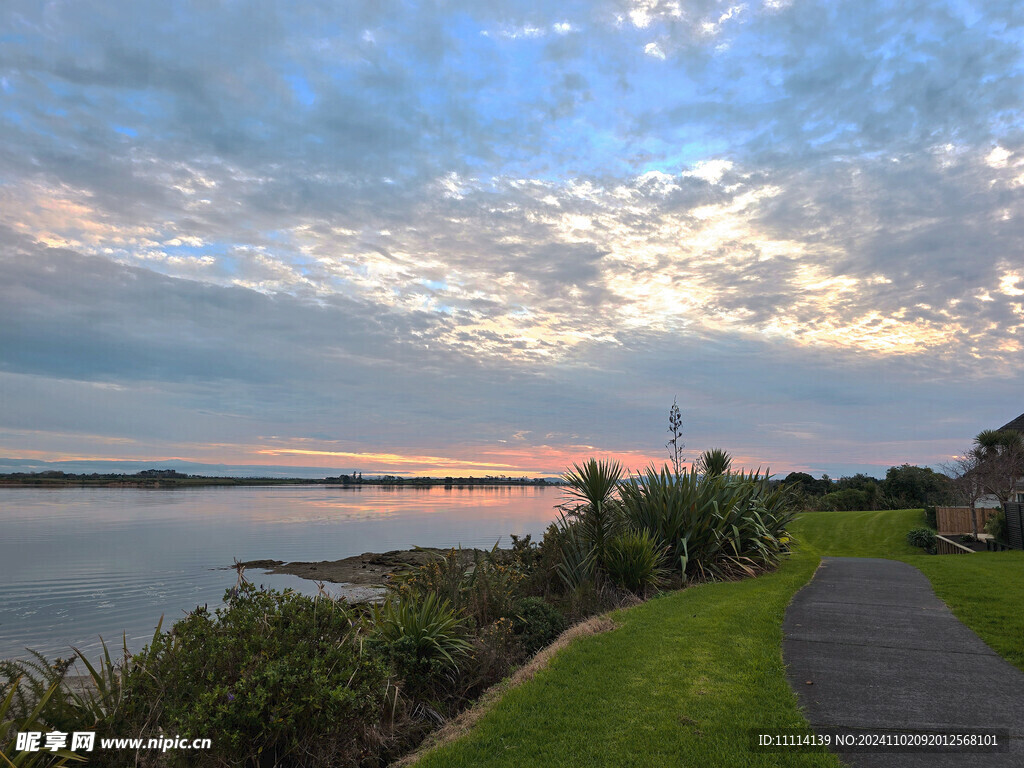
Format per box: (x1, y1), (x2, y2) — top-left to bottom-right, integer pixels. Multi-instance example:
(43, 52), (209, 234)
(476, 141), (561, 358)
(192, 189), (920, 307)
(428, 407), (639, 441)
(0, 485), (562, 661)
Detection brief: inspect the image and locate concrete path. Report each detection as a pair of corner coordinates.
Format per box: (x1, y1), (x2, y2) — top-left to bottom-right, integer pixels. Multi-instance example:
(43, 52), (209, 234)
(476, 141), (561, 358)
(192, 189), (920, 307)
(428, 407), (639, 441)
(783, 557), (1024, 767)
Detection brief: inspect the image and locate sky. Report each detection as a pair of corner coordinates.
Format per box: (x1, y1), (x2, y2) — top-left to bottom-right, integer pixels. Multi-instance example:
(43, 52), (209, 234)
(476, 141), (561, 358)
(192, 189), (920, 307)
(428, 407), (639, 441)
(2, 0), (1024, 478)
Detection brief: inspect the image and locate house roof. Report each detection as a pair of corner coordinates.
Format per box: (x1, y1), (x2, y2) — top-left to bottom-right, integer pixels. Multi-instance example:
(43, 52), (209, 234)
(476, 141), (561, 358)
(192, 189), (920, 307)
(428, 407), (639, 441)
(998, 412), (1024, 432)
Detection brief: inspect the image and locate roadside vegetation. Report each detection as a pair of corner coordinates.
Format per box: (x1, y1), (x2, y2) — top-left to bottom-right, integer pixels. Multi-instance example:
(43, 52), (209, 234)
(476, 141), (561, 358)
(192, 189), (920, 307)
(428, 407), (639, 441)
(414, 548), (838, 768)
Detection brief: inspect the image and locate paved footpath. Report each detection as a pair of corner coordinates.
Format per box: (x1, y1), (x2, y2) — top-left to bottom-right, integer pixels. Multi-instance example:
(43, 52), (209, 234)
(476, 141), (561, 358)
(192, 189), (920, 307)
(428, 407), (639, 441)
(783, 557), (1024, 767)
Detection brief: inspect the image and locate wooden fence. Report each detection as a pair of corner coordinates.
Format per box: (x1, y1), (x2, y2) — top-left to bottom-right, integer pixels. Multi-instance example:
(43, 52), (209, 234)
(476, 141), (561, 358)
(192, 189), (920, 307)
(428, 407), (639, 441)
(935, 506), (999, 535)
(935, 535), (975, 555)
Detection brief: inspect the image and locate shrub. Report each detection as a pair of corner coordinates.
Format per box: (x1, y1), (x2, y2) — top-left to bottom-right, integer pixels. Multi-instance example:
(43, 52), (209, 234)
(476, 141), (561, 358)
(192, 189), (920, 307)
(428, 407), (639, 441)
(819, 488), (871, 511)
(115, 584), (393, 767)
(372, 592), (472, 700)
(464, 618), (522, 696)
(511, 598), (566, 656)
(617, 466), (797, 581)
(392, 547), (468, 608)
(562, 580), (623, 623)
(533, 523), (568, 586)
(604, 530), (667, 595)
(923, 505), (937, 529)
(390, 544), (527, 629)
(906, 528), (937, 552)
(467, 546), (525, 627)
(985, 510), (1008, 543)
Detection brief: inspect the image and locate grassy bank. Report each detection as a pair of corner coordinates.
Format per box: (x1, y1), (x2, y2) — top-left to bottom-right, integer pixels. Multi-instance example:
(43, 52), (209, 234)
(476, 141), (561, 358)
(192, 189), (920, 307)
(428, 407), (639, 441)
(791, 508), (1024, 672)
(416, 507), (1024, 766)
(415, 548), (839, 768)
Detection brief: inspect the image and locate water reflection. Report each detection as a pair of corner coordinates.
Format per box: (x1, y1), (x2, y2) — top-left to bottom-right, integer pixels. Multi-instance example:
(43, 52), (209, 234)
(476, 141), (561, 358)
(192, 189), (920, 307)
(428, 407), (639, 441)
(0, 485), (561, 660)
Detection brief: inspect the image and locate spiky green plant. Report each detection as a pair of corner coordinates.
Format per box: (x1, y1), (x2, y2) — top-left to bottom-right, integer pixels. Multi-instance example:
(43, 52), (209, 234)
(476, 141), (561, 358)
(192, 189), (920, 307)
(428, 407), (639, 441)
(373, 593), (472, 670)
(696, 448), (732, 477)
(70, 627), (142, 728)
(605, 530), (668, 595)
(617, 465), (796, 582)
(0, 653), (78, 735)
(551, 512), (597, 591)
(0, 677), (85, 766)
(562, 458), (624, 509)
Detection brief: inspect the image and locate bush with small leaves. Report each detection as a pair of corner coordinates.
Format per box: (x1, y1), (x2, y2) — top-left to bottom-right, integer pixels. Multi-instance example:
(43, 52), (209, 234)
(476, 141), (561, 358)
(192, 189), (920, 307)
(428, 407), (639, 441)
(906, 527), (937, 552)
(114, 584), (393, 767)
(985, 510), (1008, 544)
(511, 597), (567, 656)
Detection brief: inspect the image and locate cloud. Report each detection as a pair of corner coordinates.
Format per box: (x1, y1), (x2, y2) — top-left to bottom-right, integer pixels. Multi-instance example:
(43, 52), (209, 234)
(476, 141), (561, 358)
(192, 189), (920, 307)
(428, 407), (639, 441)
(2, 0), (1024, 475)
(644, 42), (666, 60)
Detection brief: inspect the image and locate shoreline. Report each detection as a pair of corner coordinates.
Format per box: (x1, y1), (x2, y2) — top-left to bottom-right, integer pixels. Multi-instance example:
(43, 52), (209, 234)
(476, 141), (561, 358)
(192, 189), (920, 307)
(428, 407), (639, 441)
(237, 547), (486, 599)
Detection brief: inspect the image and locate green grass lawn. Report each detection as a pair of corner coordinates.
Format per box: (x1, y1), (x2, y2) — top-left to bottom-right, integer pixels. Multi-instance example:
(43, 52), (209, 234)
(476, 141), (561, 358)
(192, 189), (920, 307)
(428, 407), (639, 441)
(416, 549), (840, 768)
(788, 508), (924, 558)
(791, 508), (1024, 672)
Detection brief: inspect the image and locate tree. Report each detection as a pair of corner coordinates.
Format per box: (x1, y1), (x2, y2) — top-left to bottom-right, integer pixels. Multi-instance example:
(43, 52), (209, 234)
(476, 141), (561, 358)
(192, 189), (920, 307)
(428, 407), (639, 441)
(782, 471), (829, 497)
(783, 471), (814, 490)
(666, 398), (684, 475)
(946, 448), (989, 537)
(562, 458), (625, 571)
(880, 464), (952, 508)
(972, 429), (1024, 505)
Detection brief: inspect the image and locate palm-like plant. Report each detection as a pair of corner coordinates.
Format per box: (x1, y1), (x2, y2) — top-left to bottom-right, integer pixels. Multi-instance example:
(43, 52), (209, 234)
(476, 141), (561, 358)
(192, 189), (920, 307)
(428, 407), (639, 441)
(972, 429), (1024, 506)
(975, 429), (1023, 456)
(697, 448), (732, 477)
(561, 459), (625, 570)
(562, 458), (624, 509)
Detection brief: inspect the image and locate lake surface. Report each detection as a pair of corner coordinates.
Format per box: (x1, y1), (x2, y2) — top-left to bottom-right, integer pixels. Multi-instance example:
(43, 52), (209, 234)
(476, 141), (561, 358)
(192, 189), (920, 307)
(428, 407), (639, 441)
(0, 485), (563, 661)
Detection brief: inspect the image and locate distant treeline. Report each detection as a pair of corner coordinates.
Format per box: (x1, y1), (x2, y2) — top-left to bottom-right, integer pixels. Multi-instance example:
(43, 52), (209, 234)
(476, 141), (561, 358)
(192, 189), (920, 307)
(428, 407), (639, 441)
(0, 469), (559, 488)
(328, 473), (557, 486)
(782, 464), (953, 511)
